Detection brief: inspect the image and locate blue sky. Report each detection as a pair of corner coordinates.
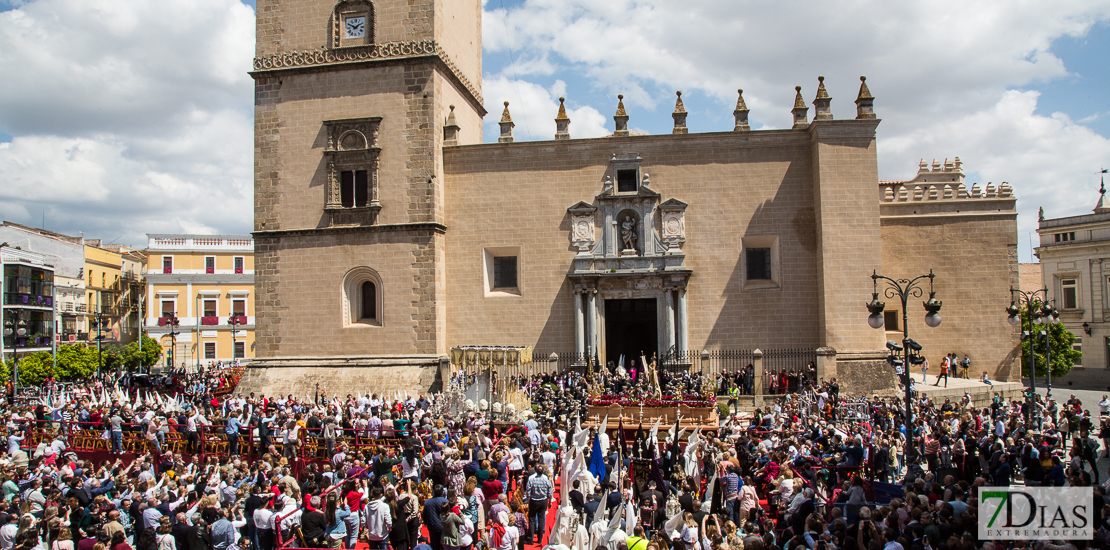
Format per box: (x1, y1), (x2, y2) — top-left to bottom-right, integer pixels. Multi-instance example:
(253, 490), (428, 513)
(0, 0), (1108, 264)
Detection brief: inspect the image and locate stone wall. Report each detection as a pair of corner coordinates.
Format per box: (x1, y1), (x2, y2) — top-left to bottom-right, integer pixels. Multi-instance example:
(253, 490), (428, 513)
(239, 355), (444, 397)
(880, 209), (1019, 381)
(442, 129), (831, 354)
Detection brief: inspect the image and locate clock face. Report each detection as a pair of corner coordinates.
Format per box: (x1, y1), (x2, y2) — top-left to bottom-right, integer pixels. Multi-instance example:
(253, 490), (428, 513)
(345, 16), (366, 39)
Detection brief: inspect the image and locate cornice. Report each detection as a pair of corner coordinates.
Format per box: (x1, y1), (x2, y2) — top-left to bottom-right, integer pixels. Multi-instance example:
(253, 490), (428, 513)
(250, 40), (485, 116)
(252, 222), (447, 239)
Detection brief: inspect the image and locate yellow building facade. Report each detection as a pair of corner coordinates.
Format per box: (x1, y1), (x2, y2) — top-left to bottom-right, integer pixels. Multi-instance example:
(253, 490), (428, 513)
(144, 235), (255, 369)
(83, 244), (123, 344)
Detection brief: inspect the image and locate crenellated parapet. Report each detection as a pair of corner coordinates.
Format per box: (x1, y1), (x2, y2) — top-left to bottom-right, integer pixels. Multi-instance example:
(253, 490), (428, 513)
(878, 158), (1015, 218)
(879, 157), (1012, 203)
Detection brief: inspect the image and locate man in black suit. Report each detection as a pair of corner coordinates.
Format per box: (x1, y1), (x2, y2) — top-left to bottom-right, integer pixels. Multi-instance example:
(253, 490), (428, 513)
(583, 485), (604, 528)
(300, 496), (328, 548)
(568, 480), (585, 517)
(638, 481), (665, 531)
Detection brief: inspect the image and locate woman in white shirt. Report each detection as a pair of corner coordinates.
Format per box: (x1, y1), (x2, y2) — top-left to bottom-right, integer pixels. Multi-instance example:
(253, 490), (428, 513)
(487, 511), (517, 550)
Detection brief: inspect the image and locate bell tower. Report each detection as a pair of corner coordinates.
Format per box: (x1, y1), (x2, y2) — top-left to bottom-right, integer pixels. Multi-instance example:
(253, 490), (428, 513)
(249, 0), (484, 366)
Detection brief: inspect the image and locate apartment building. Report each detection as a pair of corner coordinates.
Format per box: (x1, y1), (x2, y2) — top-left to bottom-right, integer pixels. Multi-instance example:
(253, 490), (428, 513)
(144, 235), (254, 368)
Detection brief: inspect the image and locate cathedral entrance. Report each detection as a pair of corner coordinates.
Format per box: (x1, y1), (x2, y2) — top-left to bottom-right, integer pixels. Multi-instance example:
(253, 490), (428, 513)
(604, 298), (658, 370)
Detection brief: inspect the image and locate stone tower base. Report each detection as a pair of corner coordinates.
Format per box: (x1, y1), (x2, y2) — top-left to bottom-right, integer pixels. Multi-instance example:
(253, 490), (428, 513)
(238, 355), (449, 400)
(834, 351), (900, 396)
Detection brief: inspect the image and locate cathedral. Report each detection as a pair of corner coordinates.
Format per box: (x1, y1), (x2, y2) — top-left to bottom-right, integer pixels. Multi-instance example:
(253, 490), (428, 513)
(242, 0), (1020, 396)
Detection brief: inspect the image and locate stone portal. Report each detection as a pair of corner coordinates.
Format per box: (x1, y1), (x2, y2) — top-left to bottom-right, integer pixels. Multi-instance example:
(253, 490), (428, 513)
(604, 298), (658, 369)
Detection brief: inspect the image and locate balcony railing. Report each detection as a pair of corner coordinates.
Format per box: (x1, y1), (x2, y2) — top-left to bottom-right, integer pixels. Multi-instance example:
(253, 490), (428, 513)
(4, 293), (53, 307)
(227, 315), (248, 325)
(3, 334), (55, 349)
(200, 316), (219, 326)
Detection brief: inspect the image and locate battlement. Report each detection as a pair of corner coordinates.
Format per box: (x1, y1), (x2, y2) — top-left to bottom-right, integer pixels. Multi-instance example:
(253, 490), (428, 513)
(879, 157), (1012, 203)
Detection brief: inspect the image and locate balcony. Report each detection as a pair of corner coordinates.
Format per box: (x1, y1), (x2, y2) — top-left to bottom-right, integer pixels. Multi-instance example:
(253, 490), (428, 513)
(200, 316), (220, 326)
(227, 315), (248, 325)
(157, 317), (182, 327)
(4, 293), (53, 308)
(3, 334), (55, 349)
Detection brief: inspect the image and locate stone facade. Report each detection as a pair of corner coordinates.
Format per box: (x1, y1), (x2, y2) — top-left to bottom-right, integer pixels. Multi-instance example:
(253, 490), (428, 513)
(244, 0), (1020, 397)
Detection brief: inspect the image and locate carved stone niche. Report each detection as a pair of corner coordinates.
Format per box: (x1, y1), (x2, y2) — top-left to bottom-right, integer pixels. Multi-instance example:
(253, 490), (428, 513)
(659, 198), (687, 250)
(567, 201), (597, 256)
(323, 117), (382, 225)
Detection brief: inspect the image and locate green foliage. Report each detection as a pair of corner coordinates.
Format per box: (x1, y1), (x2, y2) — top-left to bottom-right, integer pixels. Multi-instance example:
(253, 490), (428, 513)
(1019, 305), (1082, 379)
(124, 335), (163, 369)
(4, 351), (54, 385)
(56, 344), (99, 380)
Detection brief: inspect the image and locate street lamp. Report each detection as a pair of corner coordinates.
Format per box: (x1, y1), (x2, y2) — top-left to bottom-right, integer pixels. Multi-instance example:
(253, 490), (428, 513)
(228, 313), (242, 366)
(866, 269), (942, 435)
(1007, 286), (1055, 418)
(3, 311), (28, 393)
(92, 309), (107, 379)
(166, 314), (180, 371)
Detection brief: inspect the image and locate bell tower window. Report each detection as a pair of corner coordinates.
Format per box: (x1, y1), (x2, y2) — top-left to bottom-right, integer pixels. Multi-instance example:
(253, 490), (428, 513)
(323, 117), (382, 220)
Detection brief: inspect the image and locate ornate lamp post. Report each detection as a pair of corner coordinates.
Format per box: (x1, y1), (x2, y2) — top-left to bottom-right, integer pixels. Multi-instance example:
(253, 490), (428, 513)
(1006, 287), (1057, 416)
(228, 313), (242, 365)
(866, 269), (942, 434)
(3, 311), (28, 393)
(92, 309), (106, 379)
(166, 314), (180, 370)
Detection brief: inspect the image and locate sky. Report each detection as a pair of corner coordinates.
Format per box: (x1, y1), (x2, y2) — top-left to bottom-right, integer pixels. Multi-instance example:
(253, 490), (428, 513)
(0, 0), (1108, 263)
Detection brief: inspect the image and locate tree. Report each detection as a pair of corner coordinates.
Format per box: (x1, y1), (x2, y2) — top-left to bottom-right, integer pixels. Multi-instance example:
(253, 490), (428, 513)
(56, 344), (98, 380)
(122, 335), (163, 371)
(1019, 305), (1082, 379)
(4, 351), (54, 385)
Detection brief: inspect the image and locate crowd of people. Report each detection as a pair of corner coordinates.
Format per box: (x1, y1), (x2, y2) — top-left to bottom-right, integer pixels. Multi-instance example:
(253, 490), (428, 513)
(0, 366), (1104, 550)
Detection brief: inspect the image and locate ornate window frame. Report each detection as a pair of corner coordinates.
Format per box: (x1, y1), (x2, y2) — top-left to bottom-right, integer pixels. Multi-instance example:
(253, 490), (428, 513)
(342, 267), (383, 327)
(323, 117), (382, 215)
(332, 0), (374, 48)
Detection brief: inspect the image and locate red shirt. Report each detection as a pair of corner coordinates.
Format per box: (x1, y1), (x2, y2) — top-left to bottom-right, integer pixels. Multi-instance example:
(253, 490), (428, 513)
(344, 489), (364, 512)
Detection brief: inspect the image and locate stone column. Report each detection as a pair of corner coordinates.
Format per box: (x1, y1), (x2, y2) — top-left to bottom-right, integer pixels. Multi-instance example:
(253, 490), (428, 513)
(662, 289), (676, 354)
(676, 286), (688, 352)
(574, 291), (585, 356)
(753, 348), (764, 407)
(586, 290), (598, 357)
(815, 347), (837, 382)
(701, 350), (710, 375)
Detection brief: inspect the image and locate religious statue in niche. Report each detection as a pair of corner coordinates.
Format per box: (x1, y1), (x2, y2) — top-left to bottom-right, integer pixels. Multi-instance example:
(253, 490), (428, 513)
(621, 215), (638, 254)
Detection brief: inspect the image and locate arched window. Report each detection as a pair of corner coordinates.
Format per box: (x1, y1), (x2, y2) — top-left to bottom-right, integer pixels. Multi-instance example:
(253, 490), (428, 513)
(343, 267), (382, 326)
(360, 281), (376, 320)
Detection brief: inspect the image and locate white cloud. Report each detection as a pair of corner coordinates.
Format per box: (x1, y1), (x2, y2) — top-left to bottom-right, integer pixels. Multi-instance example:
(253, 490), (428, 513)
(483, 0), (1110, 260)
(881, 90), (1110, 252)
(0, 0), (254, 245)
(483, 76), (609, 141)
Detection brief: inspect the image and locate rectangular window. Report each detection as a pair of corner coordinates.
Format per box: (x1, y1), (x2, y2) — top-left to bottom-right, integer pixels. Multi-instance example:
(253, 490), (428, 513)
(340, 170), (369, 208)
(616, 169), (637, 193)
(203, 299), (217, 317)
(160, 300), (175, 317)
(232, 298), (246, 317)
(162, 256), (173, 274)
(341, 171), (354, 207)
(234, 256), (244, 274)
(204, 342), (216, 359)
(1062, 278), (1078, 309)
(1056, 232), (1076, 242)
(746, 248), (771, 280)
(884, 310), (901, 332)
(233, 342), (245, 359)
(355, 170), (368, 207)
(493, 256), (518, 289)
(205, 256), (215, 274)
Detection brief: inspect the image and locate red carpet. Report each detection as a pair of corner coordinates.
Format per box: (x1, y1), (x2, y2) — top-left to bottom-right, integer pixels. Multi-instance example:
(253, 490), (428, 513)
(405, 476), (563, 550)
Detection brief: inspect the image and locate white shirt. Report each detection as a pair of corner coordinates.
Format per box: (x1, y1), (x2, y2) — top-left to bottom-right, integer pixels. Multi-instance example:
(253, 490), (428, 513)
(1099, 398), (1110, 415)
(508, 447), (524, 471)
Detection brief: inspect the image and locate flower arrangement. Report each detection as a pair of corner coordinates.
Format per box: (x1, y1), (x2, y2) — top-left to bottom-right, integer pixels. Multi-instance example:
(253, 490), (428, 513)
(587, 393), (714, 408)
